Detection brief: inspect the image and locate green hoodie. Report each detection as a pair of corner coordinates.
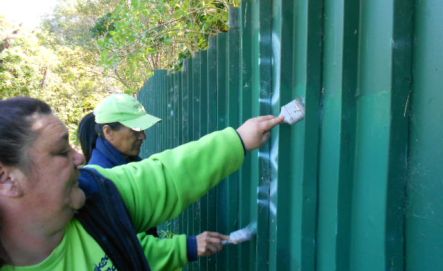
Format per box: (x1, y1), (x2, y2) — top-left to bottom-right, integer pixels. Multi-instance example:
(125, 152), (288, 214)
(1, 127), (244, 271)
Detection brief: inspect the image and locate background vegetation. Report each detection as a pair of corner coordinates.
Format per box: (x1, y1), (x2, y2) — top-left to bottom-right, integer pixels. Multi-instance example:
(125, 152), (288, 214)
(0, 0), (238, 143)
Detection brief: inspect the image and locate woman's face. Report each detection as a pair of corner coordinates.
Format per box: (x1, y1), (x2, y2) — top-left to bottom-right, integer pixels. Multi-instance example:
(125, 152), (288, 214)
(19, 114), (86, 227)
(104, 125), (146, 157)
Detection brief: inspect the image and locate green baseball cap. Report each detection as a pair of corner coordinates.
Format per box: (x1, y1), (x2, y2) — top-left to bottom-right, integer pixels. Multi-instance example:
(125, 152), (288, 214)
(94, 93), (161, 131)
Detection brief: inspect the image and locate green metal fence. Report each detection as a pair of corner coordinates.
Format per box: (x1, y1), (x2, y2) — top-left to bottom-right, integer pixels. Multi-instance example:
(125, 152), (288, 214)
(138, 0), (443, 270)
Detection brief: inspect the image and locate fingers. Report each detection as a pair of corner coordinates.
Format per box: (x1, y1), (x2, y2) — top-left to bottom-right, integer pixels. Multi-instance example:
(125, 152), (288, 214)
(236, 114), (283, 151)
(258, 115), (284, 132)
(208, 232), (229, 240)
(248, 115), (284, 134)
(261, 131), (271, 144)
(206, 237), (223, 252)
(197, 231), (229, 257)
(254, 115), (275, 121)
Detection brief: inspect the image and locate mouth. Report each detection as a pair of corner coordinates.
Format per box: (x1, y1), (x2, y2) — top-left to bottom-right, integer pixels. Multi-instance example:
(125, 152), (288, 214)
(135, 141), (143, 150)
(72, 169), (81, 186)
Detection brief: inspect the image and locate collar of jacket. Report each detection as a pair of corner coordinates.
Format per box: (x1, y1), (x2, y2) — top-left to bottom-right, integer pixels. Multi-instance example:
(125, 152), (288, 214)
(89, 137), (141, 168)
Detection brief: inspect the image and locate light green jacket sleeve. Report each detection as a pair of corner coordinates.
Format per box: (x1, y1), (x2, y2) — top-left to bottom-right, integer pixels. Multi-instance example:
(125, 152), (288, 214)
(90, 127), (244, 231)
(137, 233), (188, 271)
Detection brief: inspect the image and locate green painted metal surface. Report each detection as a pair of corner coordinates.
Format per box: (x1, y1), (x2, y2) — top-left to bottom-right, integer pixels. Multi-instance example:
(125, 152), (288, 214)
(407, 0), (443, 270)
(138, 0), (443, 270)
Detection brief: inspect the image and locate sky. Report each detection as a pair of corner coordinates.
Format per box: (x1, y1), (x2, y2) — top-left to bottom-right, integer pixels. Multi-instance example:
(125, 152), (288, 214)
(0, 0), (58, 29)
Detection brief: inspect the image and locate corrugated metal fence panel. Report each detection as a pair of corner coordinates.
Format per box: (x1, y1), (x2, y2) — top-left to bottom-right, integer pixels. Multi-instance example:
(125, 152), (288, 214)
(316, 0), (359, 270)
(138, 0), (443, 270)
(407, 0), (443, 270)
(226, 7), (241, 270)
(238, 1), (257, 270)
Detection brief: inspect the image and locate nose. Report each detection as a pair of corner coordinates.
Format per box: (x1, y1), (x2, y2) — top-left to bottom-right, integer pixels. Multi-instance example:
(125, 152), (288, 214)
(138, 131), (146, 140)
(73, 149), (85, 166)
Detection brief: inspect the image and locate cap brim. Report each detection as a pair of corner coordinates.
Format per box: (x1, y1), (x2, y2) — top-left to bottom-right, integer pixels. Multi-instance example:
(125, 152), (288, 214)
(120, 114), (161, 131)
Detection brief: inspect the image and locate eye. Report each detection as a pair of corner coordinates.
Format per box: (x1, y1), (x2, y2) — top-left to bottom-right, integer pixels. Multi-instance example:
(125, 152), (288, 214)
(57, 147), (71, 157)
(58, 150), (69, 157)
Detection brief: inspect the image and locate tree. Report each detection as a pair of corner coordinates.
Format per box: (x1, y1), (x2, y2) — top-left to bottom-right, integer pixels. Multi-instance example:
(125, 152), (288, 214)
(1, 0), (239, 140)
(0, 21), (122, 143)
(0, 23), (48, 98)
(41, 0), (239, 93)
(93, 0), (239, 92)
(42, 0), (120, 50)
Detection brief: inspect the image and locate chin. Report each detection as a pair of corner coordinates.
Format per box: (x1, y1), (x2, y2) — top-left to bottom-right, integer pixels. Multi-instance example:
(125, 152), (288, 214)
(70, 187), (87, 210)
(129, 150), (139, 157)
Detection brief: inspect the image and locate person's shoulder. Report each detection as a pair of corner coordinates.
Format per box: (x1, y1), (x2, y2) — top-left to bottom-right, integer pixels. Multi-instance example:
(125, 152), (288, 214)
(78, 167), (107, 196)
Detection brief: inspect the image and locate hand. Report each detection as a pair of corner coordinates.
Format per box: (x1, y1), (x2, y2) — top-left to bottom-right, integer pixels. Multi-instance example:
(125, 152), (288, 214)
(196, 231), (229, 257)
(236, 115), (284, 151)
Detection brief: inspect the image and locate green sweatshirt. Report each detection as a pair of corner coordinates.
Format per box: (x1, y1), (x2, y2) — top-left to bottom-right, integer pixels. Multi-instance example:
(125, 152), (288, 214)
(0, 128), (244, 271)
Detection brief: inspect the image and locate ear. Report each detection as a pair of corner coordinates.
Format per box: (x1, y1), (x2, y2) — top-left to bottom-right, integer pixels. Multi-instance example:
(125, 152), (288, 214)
(0, 163), (24, 197)
(102, 125), (114, 142)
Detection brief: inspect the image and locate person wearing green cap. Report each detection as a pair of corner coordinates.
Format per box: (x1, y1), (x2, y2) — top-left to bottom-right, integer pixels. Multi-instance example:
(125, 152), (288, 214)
(78, 93), (228, 271)
(79, 93), (162, 165)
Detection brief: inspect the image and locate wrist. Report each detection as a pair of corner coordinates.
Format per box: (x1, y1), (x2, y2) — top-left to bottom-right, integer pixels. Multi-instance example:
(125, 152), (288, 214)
(235, 130), (247, 155)
(186, 235), (198, 261)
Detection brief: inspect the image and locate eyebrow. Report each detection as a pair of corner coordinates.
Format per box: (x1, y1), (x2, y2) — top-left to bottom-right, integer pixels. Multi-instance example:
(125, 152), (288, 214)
(53, 133), (69, 148)
(46, 133), (69, 156)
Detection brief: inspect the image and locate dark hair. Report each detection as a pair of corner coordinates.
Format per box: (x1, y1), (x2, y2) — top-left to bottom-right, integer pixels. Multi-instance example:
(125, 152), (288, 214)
(0, 97), (52, 167)
(77, 112), (98, 163)
(77, 112), (123, 162)
(0, 96), (52, 266)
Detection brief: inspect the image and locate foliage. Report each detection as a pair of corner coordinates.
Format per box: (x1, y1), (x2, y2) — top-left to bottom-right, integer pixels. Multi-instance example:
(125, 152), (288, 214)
(0, 23), (47, 97)
(93, 0), (240, 92)
(1, 0), (239, 143)
(40, 0), (239, 93)
(42, 0), (119, 50)
(0, 22), (122, 144)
